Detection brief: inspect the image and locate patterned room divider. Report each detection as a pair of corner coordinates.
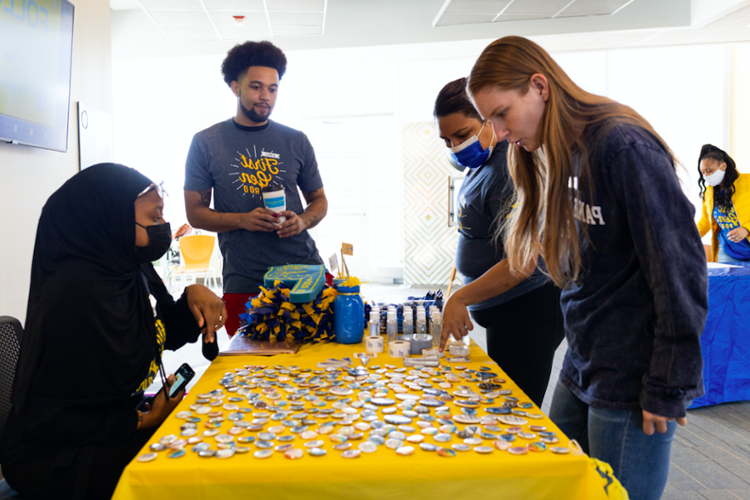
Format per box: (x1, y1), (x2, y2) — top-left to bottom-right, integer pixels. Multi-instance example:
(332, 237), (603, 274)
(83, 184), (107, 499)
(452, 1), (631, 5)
(402, 121), (459, 286)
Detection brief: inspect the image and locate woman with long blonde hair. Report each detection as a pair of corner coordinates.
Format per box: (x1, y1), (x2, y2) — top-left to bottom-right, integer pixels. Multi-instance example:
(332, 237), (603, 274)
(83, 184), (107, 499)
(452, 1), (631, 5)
(440, 36), (706, 499)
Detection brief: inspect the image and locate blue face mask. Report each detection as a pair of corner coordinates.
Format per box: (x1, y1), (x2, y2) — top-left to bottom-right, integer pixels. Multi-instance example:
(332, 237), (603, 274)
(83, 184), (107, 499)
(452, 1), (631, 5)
(448, 122), (494, 169)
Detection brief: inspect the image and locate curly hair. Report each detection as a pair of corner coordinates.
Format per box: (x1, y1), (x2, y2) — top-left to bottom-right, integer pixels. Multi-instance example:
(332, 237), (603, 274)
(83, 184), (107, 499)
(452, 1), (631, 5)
(221, 41), (287, 86)
(698, 144), (738, 211)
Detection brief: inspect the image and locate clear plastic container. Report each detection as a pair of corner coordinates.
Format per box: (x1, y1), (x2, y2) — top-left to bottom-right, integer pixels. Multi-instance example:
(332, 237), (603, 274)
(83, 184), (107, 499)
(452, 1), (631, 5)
(431, 311), (442, 347)
(403, 307), (413, 336)
(416, 309), (426, 335)
(369, 310), (380, 337)
(386, 310), (397, 343)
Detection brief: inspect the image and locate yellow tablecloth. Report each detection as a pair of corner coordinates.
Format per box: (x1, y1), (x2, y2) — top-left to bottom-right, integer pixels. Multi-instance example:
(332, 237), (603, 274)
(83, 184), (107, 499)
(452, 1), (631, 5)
(112, 340), (625, 500)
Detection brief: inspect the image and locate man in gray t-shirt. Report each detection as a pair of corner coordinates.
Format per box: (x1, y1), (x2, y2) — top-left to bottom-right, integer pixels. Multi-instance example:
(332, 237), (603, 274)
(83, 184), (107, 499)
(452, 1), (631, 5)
(184, 41), (328, 336)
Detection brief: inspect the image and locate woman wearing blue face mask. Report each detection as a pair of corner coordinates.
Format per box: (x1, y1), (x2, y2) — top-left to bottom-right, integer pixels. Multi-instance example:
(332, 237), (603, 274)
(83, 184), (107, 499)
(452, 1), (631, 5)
(697, 144), (750, 265)
(435, 78), (564, 406)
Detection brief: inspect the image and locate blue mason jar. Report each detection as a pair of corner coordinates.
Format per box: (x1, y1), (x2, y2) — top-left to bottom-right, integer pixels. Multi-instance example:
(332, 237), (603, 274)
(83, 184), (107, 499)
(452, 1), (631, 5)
(334, 285), (365, 344)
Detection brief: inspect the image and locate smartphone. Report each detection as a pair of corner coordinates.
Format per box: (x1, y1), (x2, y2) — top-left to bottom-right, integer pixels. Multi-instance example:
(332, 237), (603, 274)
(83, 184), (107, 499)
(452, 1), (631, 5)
(167, 363), (195, 398)
(136, 363), (196, 411)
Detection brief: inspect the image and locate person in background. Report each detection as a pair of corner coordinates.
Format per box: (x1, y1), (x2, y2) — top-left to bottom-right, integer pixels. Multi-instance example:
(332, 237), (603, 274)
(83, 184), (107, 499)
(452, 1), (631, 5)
(697, 144), (750, 265)
(184, 40), (330, 337)
(165, 223), (194, 267)
(435, 78), (564, 407)
(441, 36), (706, 500)
(1, 164), (226, 500)
(173, 223), (194, 240)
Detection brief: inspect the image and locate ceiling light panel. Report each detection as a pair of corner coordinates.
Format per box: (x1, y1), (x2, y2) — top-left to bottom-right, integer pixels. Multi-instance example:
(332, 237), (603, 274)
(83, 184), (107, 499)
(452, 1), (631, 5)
(436, 13), (499, 26)
(503, 0), (573, 16)
(269, 11), (325, 26)
(266, 0), (325, 12)
(138, 0), (203, 9)
(444, 0), (512, 14)
(202, 0), (265, 9)
(147, 10), (211, 25)
(727, 4), (750, 17)
(137, 0), (327, 43)
(434, 0), (633, 27)
(558, 0), (630, 17)
(497, 14), (554, 21)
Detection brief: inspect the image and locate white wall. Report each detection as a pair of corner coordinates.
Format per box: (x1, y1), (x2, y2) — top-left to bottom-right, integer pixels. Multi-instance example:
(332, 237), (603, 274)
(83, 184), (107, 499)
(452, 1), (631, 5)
(606, 44), (729, 201)
(112, 39), (731, 281)
(111, 54), (231, 226)
(0, 0), (113, 323)
(732, 42), (750, 171)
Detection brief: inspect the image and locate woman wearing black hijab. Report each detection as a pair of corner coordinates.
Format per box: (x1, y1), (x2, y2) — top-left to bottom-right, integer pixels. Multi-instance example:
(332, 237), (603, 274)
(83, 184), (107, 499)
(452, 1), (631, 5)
(1, 163), (226, 499)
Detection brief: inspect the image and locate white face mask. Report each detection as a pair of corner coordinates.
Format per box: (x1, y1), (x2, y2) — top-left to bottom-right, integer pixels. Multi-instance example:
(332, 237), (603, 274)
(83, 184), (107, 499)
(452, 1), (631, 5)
(705, 168), (726, 187)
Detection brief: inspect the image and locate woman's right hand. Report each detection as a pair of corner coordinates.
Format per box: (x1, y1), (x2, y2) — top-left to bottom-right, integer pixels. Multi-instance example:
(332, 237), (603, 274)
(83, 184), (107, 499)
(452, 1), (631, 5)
(140, 374), (184, 429)
(436, 259), (531, 353)
(439, 293), (473, 352)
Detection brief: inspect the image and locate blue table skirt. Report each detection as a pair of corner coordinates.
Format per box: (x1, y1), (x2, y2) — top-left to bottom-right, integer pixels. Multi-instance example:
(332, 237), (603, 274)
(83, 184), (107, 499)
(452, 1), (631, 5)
(690, 265), (750, 408)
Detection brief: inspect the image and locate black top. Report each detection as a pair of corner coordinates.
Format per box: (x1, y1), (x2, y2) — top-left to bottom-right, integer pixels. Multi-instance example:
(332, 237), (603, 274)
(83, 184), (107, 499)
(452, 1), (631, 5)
(560, 122), (707, 418)
(4, 163), (202, 450)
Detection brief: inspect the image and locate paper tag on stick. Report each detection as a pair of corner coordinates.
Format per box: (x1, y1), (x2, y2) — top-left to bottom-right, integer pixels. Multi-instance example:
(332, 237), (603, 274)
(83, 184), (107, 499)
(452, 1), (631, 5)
(342, 243), (354, 256)
(329, 253), (339, 273)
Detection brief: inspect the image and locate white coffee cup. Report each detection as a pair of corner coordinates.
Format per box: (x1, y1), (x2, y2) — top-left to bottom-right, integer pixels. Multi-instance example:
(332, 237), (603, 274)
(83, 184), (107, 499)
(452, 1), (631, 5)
(262, 187), (287, 224)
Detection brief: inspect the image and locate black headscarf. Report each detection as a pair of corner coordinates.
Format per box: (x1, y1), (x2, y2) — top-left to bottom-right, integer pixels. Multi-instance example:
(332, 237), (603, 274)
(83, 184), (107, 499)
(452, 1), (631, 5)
(13, 163), (158, 411)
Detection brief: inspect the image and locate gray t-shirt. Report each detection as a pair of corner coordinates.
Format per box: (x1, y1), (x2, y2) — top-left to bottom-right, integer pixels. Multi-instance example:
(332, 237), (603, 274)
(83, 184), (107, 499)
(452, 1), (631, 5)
(184, 119), (324, 294)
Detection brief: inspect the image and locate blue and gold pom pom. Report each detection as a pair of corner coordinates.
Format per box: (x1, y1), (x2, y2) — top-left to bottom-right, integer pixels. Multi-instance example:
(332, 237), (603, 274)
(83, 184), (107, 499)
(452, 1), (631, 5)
(238, 281), (337, 343)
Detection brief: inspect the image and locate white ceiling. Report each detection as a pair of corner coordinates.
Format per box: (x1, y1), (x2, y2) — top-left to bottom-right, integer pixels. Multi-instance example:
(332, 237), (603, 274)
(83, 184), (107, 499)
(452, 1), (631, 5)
(110, 0), (750, 60)
(433, 0), (634, 26)
(127, 0), (327, 43)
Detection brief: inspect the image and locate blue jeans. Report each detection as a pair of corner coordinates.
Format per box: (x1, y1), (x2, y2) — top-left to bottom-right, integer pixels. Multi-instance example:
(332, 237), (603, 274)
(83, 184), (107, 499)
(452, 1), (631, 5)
(717, 244), (748, 265)
(549, 380), (677, 500)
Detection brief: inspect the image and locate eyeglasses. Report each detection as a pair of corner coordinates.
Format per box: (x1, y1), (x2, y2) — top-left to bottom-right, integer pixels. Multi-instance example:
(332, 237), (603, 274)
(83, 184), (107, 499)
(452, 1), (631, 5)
(137, 181), (168, 199)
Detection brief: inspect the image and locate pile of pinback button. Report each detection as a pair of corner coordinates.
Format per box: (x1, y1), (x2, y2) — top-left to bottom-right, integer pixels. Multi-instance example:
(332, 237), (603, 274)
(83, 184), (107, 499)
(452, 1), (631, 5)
(136, 362), (572, 462)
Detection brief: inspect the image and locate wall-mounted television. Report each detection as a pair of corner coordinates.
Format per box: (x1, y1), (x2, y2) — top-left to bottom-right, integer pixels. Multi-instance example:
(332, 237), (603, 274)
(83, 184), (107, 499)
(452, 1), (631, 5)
(0, 0), (75, 152)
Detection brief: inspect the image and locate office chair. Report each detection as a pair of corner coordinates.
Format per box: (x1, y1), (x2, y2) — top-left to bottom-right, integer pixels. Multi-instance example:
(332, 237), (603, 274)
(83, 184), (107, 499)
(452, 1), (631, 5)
(0, 316), (24, 499)
(0, 316), (21, 441)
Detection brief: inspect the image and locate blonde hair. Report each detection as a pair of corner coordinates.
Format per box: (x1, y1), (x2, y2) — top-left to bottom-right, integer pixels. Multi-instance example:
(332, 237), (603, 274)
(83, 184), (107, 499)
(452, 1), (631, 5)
(467, 36), (675, 287)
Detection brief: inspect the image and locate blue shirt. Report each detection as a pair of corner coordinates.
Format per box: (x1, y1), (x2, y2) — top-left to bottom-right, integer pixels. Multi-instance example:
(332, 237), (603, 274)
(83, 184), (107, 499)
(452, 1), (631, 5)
(713, 203), (750, 260)
(454, 141), (549, 311)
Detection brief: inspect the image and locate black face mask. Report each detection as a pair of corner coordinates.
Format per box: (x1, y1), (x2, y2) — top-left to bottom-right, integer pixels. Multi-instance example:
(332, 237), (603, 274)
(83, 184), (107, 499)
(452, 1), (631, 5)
(134, 222), (172, 263)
